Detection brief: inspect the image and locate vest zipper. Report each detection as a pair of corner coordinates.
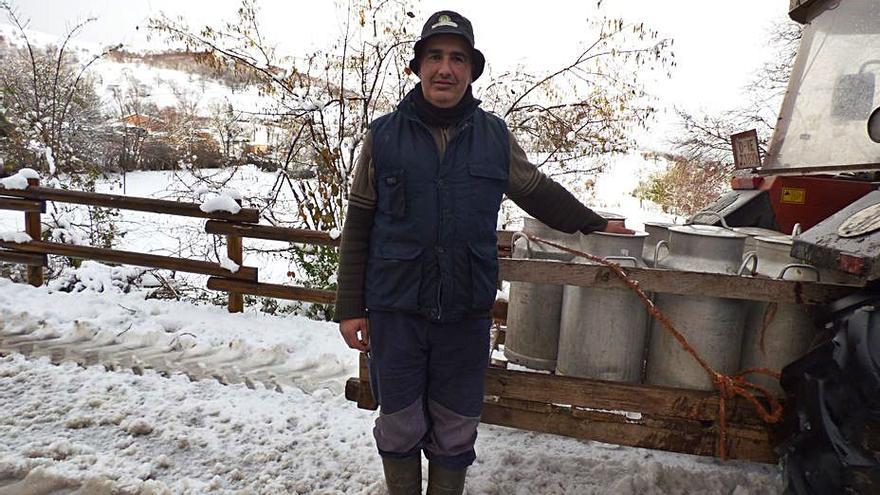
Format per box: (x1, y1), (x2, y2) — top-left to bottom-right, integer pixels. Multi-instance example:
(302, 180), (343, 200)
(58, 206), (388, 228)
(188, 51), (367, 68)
(409, 117), (472, 322)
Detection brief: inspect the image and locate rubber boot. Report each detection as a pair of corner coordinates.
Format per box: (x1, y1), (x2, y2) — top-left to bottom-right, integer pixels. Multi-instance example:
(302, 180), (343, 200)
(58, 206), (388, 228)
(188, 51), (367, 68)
(427, 462), (467, 495)
(382, 456), (422, 495)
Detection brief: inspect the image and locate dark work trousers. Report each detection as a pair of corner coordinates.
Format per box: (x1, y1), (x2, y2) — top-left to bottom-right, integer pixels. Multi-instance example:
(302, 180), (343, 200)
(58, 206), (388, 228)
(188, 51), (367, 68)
(367, 310), (491, 470)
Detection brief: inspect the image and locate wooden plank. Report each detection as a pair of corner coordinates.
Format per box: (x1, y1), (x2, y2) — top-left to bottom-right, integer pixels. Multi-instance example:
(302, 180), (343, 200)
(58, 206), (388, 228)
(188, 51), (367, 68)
(24, 178), (43, 287)
(497, 231), (514, 249)
(345, 377), (379, 410)
(0, 185), (260, 223)
(482, 398), (777, 463)
(205, 221), (340, 246)
(346, 364), (773, 427)
(340, 378), (776, 462)
(207, 277), (336, 304)
(359, 351), (369, 381)
(226, 232), (244, 313)
(491, 299), (507, 322)
(359, 353), (378, 410)
(0, 250), (46, 266)
(499, 258), (856, 304)
(0, 198), (44, 213)
(0, 240), (257, 281)
(484, 367), (774, 427)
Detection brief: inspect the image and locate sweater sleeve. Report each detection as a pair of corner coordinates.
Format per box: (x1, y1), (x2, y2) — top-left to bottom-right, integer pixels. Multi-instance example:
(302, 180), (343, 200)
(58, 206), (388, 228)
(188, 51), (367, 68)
(334, 205), (374, 322)
(333, 134), (376, 322)
(506, 134), (608, 234)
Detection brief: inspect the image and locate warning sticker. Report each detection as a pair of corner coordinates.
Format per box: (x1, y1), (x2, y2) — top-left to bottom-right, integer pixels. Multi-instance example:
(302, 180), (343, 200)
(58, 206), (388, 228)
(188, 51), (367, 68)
(781, 187), (806, 204)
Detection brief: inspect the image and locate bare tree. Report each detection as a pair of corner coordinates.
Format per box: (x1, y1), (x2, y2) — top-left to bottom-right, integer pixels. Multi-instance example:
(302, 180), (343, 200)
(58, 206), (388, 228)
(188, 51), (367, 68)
(671, 20), (802, 170)
(148, 1), (673, 319)
(0, 1), (120, 178)
(208, 100), (246, 163)
(639, 20), (803, 216)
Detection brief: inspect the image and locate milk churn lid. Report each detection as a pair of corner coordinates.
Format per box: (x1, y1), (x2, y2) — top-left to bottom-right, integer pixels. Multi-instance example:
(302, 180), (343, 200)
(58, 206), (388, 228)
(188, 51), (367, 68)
(668, 225), (747, 239)
(754, 234), (793, 246)
(731, 226), (783, 238)
(590, 230), (649, 238)
(593, 210), (626, 221)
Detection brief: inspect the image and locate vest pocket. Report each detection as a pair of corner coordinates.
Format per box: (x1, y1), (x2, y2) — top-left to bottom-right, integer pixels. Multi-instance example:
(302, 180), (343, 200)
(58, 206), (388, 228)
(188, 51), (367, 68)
(366, 243), (424, 311)
(377, 170), (406, 218)
(468, 242), (499, 310)
(466, 162), (508, 214)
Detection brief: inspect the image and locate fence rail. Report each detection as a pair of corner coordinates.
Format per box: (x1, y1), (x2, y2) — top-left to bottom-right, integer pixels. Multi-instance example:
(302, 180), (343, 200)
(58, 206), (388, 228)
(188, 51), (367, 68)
(0, 183), (259, 222)
(204, 220), (340, 246)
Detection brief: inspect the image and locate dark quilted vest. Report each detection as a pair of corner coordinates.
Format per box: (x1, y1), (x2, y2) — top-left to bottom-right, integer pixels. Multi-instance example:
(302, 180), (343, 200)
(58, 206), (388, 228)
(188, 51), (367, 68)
(365, 97), (509, 322)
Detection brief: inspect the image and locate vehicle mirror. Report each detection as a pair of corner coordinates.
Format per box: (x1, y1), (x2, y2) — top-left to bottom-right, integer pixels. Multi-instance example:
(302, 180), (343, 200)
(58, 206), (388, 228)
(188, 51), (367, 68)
(831, 73), (875, 120)
(869, 107), (880, 143)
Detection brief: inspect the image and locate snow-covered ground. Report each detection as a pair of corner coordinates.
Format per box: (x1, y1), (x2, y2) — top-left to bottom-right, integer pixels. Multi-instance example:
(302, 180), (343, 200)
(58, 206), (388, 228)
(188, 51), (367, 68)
(0, 272), (782, 494)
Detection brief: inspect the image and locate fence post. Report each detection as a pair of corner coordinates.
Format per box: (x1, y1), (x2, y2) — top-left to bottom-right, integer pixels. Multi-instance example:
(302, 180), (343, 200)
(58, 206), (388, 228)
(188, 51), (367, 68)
(227, 199), (244, 313)
(25, 178), (43, 287)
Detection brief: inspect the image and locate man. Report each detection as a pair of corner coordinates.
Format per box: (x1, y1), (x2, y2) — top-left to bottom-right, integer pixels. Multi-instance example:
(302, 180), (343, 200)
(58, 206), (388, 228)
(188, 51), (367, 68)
(336, 10), (631, 494)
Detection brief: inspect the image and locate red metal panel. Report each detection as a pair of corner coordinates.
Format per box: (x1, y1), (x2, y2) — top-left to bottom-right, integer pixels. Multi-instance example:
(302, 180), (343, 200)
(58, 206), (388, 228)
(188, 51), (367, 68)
(760, 176), (874, 233)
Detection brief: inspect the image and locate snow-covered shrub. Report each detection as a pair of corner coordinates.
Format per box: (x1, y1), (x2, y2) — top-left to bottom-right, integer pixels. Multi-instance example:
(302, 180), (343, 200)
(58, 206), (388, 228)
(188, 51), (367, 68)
(47, 260), (146, 294)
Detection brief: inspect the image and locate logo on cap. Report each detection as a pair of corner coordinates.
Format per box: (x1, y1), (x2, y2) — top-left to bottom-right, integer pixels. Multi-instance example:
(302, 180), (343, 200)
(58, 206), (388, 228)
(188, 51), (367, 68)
(431, 14), (458, 29)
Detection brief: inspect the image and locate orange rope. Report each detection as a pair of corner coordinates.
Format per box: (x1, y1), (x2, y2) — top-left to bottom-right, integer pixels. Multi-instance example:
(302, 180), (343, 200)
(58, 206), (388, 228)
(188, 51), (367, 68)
(521, 233), (784, 459)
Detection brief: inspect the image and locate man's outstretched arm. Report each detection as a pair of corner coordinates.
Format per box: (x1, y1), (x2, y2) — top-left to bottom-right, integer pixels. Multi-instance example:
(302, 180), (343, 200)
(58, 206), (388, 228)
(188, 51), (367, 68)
(506, 135), (632, 235)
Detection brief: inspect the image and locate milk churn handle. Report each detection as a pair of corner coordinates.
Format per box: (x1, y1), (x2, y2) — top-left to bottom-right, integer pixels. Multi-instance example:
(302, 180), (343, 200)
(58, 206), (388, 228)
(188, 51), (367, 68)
(510, 232), (531, 259)
(777, 263), (820, 281)
(791, 223), (802, 237)
(652, 240), (669, 268)
(686, 210), (731, 229)
(603, 255), (639, 267)
(738, 251), (758, 276)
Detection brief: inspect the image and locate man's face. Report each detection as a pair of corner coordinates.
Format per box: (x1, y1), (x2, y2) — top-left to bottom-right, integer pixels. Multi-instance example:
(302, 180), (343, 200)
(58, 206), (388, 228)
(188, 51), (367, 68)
(418, 34), (473, 108)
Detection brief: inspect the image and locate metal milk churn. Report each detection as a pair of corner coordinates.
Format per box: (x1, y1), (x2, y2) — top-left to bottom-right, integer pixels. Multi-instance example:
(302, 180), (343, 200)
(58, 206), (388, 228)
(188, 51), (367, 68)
(644, 225), (749, 391)
(504, 217), (579, 371)
(739, 235), (820, 396)
(556, 231), (650, 382)
(731, 226), (785, 256)
(642, 221), (674, 267)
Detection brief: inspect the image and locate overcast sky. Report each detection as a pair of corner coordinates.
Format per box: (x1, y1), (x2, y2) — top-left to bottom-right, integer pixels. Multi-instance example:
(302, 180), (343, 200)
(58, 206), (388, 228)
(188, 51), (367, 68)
(12, 1), (793, 148)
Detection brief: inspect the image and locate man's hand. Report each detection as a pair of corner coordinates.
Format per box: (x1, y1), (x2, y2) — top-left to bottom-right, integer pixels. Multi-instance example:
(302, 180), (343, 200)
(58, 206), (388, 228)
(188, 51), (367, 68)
(340, 317), (370, 352)
(603, 219), (635, 235)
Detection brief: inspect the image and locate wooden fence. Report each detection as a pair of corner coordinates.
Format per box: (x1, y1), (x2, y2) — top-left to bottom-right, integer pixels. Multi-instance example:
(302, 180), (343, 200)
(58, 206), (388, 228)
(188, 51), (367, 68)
(0, 178), (350, 312)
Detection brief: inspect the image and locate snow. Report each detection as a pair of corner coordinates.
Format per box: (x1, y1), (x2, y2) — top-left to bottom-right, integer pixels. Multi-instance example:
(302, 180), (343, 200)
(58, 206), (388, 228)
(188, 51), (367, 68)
(199, 194), (242, 215)
(220, 188), (243, 201)
(0, 231), (32, 243)
(0, 269), (782, 494)
(18, 168), (40, 180)
(44, 147), (56, 175)
(218, 254), (240, 273)
(0, 172), (31, 190)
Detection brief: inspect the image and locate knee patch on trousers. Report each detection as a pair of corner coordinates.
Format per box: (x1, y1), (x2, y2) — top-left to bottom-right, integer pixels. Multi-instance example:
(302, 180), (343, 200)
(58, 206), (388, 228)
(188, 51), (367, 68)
(424, 398), (480, 460)
(374, 396), (428, 455)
